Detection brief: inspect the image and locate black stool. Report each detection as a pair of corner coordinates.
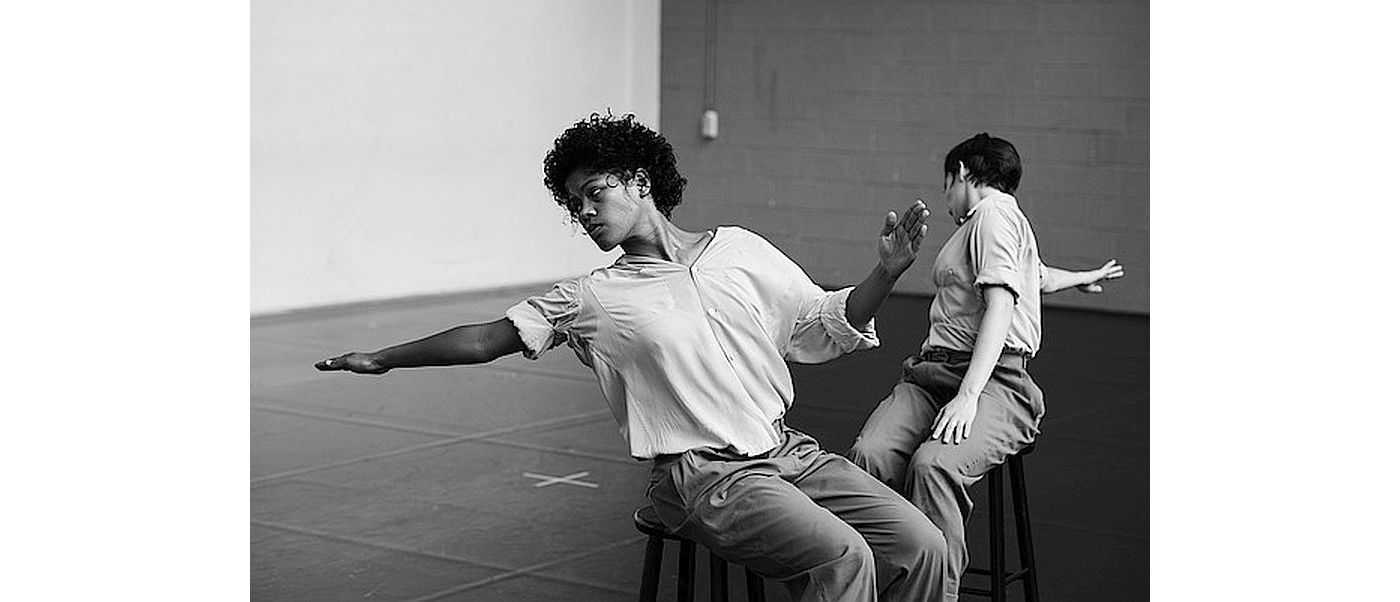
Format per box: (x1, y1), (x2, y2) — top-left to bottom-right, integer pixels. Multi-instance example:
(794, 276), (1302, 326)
(634, 505), (766, 602)
(959, 442), (1040, 602)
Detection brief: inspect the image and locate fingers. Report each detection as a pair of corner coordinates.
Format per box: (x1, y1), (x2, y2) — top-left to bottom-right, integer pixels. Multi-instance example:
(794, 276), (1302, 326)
(881, 210), (898, 236)
(903, 199), (929, 233)
(933, 416), (959, 444)
(316, 355), (346, 371)
(930, 411), (975, 444)
(1082, 283), (1103, 293)
(911, 224), (927, 252)
(897, 199), (921, 231)
(930, 409), (948, 441)
(1101, 259), (1125, 279)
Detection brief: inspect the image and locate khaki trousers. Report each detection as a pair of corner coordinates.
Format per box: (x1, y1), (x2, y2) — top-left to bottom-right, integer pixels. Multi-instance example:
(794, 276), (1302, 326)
(648, 425), (952, 601)
(847, 350), (1044, 600)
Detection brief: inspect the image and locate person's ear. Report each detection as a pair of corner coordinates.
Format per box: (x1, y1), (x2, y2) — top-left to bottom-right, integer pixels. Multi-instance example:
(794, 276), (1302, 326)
(631, 169), (651, 198)
(957, 161), (969, 184)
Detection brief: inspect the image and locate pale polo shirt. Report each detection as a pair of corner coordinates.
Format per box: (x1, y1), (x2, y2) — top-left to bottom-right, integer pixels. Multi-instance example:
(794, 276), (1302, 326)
(506, 226), (880, 460)
(924, 190), (1044, 357)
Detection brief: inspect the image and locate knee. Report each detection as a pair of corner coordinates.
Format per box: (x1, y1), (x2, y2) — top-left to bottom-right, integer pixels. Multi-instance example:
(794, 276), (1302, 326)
(894, 518), (948, 564)
(908, 447), (962, 484)
(847, 436), (899, 479)
(846, 436), (885, 468)
(821, 528), (877, 570)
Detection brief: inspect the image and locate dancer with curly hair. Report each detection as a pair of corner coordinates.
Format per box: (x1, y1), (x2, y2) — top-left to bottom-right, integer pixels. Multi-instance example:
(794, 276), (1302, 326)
(318, 112), (950, 601)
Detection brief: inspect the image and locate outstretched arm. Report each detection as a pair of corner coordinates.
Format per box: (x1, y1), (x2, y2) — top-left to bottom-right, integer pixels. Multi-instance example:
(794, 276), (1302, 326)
(315, 317), (526, 374)
(1041, 259), (1124, 295)
(845, 199), (929, 328)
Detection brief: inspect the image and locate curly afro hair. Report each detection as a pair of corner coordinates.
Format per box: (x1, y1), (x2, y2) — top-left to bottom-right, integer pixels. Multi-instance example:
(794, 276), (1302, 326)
(543, 112), (687, 222)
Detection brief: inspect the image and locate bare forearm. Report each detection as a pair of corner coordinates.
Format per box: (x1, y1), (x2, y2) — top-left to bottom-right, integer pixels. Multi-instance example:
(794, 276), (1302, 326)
(1040, 265), (1095, 294)
(844, 264), (900, 329)
(374, 318), (525, 369)
(959, 286), (1015, 398)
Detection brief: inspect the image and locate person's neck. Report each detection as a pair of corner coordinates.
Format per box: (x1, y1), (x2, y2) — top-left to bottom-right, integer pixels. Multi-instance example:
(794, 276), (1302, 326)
(966, 186), (1010, 213)
(620, 216), (709, 262)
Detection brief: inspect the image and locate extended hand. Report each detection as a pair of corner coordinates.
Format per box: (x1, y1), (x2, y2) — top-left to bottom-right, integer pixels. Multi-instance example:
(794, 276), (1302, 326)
(929, 393), (978, 444)
(316, 352), (389, 375)
(878, 199), (929, 276)
(1077, 259), (1125, 293)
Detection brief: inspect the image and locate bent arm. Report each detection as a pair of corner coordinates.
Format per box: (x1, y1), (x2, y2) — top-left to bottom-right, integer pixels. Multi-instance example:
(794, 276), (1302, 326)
(844, 199), (929, 328)
(844, 265), (900, 329)
(319, 318), (525, 373)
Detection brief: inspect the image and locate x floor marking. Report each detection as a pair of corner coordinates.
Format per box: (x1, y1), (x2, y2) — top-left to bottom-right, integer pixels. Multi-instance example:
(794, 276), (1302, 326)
(522, 470), (600, 489)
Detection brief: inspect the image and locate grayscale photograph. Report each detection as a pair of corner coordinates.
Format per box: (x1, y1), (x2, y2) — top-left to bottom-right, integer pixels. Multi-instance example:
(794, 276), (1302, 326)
(252, 1), (1146, 599)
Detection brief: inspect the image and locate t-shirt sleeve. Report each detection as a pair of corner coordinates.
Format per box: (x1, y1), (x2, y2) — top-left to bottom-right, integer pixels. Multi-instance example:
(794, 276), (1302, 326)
(968, 205), (1026, 302)
(504, 278), (582, 360)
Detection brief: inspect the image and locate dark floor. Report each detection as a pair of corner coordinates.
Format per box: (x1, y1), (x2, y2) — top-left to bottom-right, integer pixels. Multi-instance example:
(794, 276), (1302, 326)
(252, 286), (1148, 601)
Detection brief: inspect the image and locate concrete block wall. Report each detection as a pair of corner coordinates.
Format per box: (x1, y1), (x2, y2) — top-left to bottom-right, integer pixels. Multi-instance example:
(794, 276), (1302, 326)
(661, 0), (1148, 314)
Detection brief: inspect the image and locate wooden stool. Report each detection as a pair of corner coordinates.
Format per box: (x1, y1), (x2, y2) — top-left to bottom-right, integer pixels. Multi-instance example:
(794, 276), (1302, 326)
(633, 505), (766, 602)
(960, 442), (1040, 602)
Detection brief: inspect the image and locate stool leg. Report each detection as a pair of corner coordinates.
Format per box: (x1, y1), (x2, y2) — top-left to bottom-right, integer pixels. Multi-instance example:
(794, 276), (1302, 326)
(639, 536), (663, 602)
(744, 568), (766, 602)
(1010, 455), (1040, 602)
(989, 465), (1006, 602)
(709, 551), (729, 602)
(679, 540), (696, 602)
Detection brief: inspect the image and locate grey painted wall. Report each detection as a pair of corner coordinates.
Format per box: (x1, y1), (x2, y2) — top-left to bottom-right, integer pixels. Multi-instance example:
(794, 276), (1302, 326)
(660, 0), (1148, 314)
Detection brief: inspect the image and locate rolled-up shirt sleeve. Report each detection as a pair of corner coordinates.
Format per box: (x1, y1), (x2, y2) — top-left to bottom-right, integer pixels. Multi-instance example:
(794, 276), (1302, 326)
(504, 278), (581, 360)
(745, 229), (879, 363)
(969, 205), (1025, 302)
(786, 285), (880, 363)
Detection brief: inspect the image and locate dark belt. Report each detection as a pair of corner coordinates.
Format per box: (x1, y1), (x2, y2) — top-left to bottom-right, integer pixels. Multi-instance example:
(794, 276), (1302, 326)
(918, 345), (1030, 366)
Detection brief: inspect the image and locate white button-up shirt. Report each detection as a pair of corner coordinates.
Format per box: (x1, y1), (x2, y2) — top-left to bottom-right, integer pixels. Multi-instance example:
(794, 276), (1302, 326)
(506, 226), (879, 460)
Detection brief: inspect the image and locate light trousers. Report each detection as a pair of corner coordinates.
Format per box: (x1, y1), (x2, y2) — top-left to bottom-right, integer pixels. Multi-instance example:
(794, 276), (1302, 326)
(847, 350), (1044, 600)
(648, 424), (952, 601)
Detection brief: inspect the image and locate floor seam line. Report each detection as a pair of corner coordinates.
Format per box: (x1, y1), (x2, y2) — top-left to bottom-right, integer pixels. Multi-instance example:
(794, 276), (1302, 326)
(251, 518), (490, 567)
(473, 437), (640, 467)
(251, 403), (467, 438)
(251, 409), (612, 487)
(411, 536), (646, 600)
(253, 395), (614, 441)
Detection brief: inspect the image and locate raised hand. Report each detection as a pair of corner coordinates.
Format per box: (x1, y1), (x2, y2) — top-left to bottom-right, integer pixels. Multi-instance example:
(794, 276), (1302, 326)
(1077, 259), (1125, 293)
(878, 199), (929, 277)
(316, 352), (389, 375)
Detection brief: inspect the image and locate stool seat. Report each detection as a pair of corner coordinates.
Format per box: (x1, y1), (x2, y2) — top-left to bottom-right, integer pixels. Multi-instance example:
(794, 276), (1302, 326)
(633, 505), (673, 539)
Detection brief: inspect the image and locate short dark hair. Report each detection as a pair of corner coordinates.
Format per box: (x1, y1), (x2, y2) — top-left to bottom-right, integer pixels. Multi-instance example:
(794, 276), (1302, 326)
(943, 133), (1022, 195)
(543, 112), (687, 221)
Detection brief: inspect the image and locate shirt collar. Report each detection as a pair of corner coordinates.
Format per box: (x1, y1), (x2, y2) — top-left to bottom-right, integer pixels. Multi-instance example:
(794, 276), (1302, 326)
(955, 189), (1017, 225)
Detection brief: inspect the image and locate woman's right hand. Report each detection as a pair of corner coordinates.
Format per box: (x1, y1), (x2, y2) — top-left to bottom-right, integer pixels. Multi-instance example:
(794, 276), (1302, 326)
(316, 352), (389, 375)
